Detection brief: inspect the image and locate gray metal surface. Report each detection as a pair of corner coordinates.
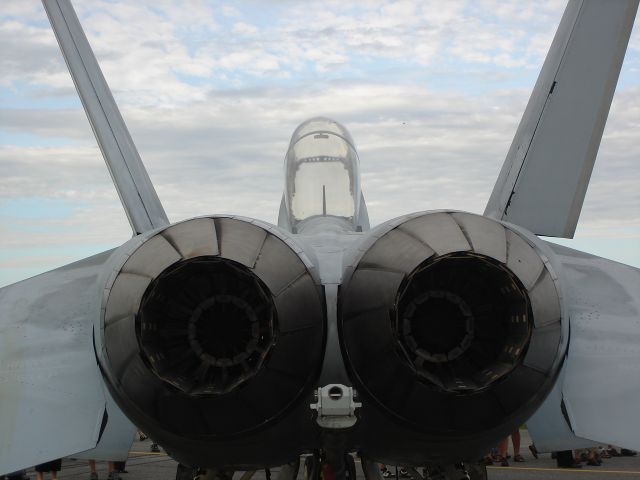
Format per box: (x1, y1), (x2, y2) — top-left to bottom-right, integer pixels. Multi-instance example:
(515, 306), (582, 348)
(310, 384), (361, 428)
(526, 364), (599, 452)
(104, 273), (151, 326)
(485, 0), (638, 238)
(294, 220), (362, 390)
(398, 212), (470, 256)
(357, 192), (370, 232)
(505, 229), (545, 290)
(120, 235), (182, 279)
(551, 243), (640, 450)
(451, 212), (507, 263)
(42, 0), (169, 235)
(528, 270), (562, 328)
(358, 228), (435, 274)
(217, 217), (268, 268)
(73, 384), (136, 462)
(162, 217), (219, 259)
(253, 234), (308, 295)
(0, 251), (113, 475)
(522, 323), (562, 374)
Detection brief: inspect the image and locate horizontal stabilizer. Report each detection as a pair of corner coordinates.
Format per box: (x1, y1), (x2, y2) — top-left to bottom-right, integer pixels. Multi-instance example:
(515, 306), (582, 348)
(526, 364), (599, 452)
(43, 0), (169, 235)
(485, 0), (638, 238)
(0, 251), (115, 475)
(528, 243), (640, 450)
(73, 386), (136, 462)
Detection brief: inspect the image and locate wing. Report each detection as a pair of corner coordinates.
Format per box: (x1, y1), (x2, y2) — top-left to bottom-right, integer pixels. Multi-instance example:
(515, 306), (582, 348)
(73, 386), (137, 462)
(526, 364), (599, 452)
(0, 252), (110, 474)
(484, 0), (638, 238)
(43, 0), (169, 235)
(527, 243), (640, 451)
(1, 2), (163, 472)
(0, 250), (138, 474)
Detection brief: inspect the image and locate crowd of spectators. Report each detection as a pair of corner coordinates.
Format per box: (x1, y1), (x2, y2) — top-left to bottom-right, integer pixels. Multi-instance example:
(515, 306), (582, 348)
(0, 432), (155, 480)
(481, 433), (637, 469)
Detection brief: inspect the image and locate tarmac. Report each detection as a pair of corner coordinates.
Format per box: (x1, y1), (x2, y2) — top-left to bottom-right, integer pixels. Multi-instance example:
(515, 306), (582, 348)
(36, 430), (640, 480)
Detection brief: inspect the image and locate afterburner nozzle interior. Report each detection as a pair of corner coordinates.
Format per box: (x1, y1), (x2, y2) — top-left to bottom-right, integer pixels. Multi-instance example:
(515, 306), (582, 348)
(395, 253), (532, 393)
(339, 212), (563, 437)
(137, 257), (276, 395)
(102, 216), (326, 444)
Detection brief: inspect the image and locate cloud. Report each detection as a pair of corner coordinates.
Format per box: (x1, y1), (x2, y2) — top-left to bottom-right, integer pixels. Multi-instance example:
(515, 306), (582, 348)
(233, 22), (258, 36)
(0, 0), (638, 286)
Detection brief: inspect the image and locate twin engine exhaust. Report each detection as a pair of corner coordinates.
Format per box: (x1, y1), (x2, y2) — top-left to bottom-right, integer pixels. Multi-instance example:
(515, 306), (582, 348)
(97, 211), (565, 465)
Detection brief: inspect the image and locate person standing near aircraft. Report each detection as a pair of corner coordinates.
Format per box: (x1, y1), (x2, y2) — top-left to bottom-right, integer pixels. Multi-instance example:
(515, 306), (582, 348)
(88, 460), (118, 480)
(496, 430), (525, 466)
(34, 460), (61, 480)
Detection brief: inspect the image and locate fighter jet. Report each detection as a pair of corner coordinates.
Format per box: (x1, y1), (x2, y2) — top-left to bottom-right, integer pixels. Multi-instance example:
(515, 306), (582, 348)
(1, 1), (639, 480)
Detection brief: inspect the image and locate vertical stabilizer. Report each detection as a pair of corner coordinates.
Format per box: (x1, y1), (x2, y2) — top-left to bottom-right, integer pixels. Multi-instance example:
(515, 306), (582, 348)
(485, 0), (638, 238)
(43, 0), (169, 235)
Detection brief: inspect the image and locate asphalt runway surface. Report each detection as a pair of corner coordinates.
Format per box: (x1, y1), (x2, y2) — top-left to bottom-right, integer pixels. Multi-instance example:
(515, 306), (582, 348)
(40, 430), (640, 480)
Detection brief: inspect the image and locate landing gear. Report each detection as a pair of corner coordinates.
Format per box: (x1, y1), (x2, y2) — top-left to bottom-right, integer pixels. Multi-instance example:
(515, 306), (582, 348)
(421, 463), (487, 480)
(174, 465), (233, 480)
(360, 459), (486, 480)
(176, 459), (299, 480)
(465, 465), (487, 480)
(344, 454), (356, 480)
(277, 458), (301, 480)
(304, 452), (356, 480)
(175, 464), (196, 480)
(304, 453), (321, 480)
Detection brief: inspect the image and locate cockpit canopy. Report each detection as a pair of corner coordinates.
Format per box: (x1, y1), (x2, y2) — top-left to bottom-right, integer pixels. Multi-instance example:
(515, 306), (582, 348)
(284, 117), (361, 230)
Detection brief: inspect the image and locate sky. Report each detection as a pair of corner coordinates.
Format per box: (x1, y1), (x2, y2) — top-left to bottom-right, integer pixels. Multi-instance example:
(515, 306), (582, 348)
(0, 0), (638, 287)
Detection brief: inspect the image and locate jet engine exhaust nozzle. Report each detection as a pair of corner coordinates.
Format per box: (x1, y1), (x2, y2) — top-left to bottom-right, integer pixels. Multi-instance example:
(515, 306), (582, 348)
(100, 216), (325, 442)
(340, 211), (565, 439)
(395, 252), (532, 393)
(137, 256), (276, 395)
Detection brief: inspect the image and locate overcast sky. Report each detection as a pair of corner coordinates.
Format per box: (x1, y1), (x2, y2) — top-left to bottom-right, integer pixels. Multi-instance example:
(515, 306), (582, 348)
(0, 0), (638, 287)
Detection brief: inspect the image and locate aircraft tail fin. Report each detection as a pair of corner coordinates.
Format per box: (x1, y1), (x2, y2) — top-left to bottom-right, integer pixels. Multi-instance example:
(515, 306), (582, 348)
(43, 0), (169, 235)
(484, 0), (638, 238)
